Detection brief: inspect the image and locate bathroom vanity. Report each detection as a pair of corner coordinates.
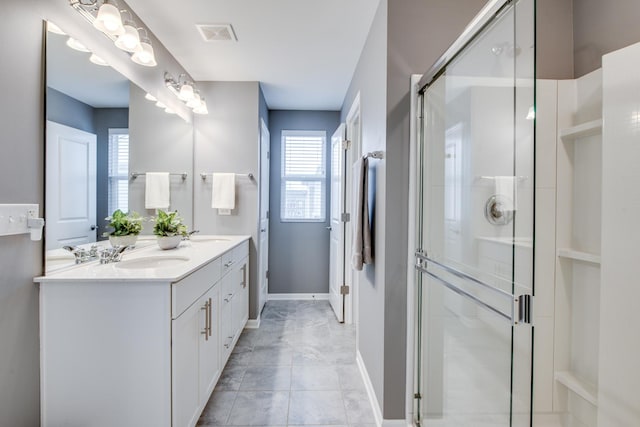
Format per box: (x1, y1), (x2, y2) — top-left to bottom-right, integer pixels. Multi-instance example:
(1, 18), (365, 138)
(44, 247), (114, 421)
(35, 235), (250, 427)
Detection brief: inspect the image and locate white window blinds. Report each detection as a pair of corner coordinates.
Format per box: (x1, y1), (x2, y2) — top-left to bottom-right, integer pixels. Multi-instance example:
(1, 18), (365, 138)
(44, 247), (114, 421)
(280, 130), (327, 222)
(107, 129), (129, 214)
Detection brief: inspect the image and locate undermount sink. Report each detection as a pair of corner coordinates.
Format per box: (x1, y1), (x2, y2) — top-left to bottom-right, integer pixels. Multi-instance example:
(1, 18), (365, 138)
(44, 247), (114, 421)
(188, 236), (230, 243)
(115, 256), (190, 270)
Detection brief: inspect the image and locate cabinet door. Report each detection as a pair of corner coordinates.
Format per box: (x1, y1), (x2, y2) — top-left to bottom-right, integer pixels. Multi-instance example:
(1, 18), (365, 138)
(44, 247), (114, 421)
(172, 298), (207, 427)
(199, 286), (220, 404)
(232, 258), (249, 336)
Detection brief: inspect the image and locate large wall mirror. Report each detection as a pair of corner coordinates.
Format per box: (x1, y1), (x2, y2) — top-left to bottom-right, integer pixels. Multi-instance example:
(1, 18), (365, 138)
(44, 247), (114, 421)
(45, 22), (194, 272)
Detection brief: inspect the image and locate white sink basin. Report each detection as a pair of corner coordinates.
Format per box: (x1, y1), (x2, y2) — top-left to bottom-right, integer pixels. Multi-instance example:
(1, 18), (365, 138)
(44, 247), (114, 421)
(115, 256), (190, 270)
(188, 236), (230, 243)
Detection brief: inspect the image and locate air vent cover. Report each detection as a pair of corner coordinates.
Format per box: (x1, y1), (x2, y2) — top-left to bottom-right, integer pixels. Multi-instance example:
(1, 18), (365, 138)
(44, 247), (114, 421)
(196, 24), (237, 42)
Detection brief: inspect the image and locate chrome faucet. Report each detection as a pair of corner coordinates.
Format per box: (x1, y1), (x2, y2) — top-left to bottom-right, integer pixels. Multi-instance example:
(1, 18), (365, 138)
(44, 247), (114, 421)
(185, 230), (200, 240)
(99, 246), (129, 264)
(63, 245), (99, 264)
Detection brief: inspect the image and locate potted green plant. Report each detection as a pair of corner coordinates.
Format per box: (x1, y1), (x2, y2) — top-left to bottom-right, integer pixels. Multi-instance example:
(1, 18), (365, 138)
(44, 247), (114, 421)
(152, 210), (188, 250)
(104, 209), (143, 247)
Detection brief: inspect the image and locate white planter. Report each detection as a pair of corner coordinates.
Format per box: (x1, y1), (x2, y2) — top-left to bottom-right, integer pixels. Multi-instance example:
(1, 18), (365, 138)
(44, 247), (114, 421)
(109, 234), (138, 248)
(157, 235), (183, 250)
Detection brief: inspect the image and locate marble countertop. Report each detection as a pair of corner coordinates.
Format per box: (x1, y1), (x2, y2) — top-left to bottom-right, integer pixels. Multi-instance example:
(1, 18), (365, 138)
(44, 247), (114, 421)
(35, 235), (250, 284)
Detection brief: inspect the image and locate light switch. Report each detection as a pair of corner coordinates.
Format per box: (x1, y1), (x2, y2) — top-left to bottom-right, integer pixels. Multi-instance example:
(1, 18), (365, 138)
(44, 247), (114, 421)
(0, 204), (40, 238)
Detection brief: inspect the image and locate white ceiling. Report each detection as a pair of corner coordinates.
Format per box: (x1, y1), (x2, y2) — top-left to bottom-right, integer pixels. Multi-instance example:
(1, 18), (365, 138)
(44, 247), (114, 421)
(125, 0), (381, 110)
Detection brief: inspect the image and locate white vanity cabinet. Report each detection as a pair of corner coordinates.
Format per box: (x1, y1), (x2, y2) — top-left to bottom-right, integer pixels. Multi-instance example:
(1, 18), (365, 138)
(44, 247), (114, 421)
(220, 244), (250, 364)
(36, 236), (250, 427)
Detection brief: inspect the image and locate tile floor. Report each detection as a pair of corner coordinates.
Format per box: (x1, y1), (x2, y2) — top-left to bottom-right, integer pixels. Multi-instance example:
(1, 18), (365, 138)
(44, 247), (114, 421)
(197, 300), (377, 426)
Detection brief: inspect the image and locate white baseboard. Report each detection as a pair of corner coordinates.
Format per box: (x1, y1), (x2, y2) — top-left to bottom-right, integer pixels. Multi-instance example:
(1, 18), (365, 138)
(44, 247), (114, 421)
(267, 293), (329, 301)
(245, 318), (261, 329)
(356, 351), (411, 427)
(356, 350), (383, 427)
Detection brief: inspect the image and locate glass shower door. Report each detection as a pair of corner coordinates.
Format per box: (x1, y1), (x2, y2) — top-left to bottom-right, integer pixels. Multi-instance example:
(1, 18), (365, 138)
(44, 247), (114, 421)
(414, 0), (535, 426)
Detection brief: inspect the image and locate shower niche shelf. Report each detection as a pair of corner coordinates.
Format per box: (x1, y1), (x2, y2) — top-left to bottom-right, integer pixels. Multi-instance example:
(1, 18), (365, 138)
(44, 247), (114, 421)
(559, 118), (603, 141)
(554, 371), (598, 407)
(556, 248), (601, 265)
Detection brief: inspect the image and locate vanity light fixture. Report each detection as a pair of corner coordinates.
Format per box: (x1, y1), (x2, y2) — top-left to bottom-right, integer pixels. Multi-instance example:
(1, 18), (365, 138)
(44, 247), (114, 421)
(145, 93), (157, 102)
(66, 37), (91, 52)
(89, 53), (109, 66)
(93, 0), (124, 36)
(164, 71), (208, 115)
(70, 0), (157, 67)
(155, 100), (166, 109)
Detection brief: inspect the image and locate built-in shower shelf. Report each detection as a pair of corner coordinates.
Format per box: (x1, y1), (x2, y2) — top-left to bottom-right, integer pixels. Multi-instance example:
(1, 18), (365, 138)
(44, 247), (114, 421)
(559, 119), (603, 140)
(554, 371), (598, 406)
(557, 248), (601, 265)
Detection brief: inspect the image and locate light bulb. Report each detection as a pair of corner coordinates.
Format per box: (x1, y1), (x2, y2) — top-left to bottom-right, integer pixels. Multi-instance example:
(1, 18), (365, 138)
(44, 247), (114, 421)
(115, 23), (141, 53)
(145, 93), (157, 102)
(187, 92), (201, 109)
(178, 82), (195, 101)
(193, 99), (208, 115)
(164, 107), (175, 114)
(66, 37), (90, 52)
(93, 2), (124, 36)
(131, 40), (157, 67)
(89, 54), (109, 66)
(155, 101), (166, 109)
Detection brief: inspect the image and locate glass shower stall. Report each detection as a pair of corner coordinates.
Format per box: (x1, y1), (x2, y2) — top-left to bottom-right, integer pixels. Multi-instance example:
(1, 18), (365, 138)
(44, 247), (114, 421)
(412, 0), (535, 425)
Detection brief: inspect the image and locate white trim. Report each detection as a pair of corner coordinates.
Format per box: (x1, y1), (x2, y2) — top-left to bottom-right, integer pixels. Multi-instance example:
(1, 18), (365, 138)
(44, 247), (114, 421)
(357, 350), (383, 427)
(345, 92), (361, 327)
(382, 420), (412, 427)
(245, 317), (261, 329)
(267, 293), (330, 301)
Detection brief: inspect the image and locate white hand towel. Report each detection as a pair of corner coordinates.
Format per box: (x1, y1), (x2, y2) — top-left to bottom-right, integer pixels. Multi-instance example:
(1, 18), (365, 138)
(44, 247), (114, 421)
(212, 173), (236, 210)
(351, 157), (373, 271)
(145, 172), (170, 209)
(494, 176), (517, 211)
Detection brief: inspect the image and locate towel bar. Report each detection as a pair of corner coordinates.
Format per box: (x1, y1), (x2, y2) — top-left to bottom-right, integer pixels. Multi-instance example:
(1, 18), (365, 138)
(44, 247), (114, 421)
(130, 172), (188, 180)
(200, 173), (254, 180)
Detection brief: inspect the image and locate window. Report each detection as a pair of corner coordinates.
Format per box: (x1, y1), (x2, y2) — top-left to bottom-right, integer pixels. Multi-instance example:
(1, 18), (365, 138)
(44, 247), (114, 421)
(107, 128), (129, 214)
(280, 130), (327, 222)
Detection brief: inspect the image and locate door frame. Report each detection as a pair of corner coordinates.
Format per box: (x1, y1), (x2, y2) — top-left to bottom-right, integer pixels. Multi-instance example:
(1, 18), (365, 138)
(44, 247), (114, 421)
(257, 118), (270, 321)
(344, 93), (362, 326)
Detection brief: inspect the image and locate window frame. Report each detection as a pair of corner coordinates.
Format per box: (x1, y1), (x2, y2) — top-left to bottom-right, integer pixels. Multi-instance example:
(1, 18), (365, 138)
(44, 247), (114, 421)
(107, 128), (130, 214)
(280, 130), (327, 223)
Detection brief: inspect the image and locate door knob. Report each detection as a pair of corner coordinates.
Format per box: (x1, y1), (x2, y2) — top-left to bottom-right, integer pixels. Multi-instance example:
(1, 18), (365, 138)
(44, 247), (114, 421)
(261, 228), (267, 232)
(90, 225), (97, 231)
(325, 226), (332, 231)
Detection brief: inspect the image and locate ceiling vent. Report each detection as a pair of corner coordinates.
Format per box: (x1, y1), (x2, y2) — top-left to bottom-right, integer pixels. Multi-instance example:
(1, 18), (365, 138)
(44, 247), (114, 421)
(196, 24), (237, 42)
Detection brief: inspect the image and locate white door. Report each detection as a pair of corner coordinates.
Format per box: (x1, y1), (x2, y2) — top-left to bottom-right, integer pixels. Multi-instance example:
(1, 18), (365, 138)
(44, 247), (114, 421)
(46, 121), (97, 250)
(258, 119), (270, 315)
(329, 124), (347, 322)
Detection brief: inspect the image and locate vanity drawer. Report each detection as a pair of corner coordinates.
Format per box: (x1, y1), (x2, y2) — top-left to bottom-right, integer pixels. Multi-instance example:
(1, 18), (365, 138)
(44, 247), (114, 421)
(221, 240), (249, 276)
(172, 258), (221, 319)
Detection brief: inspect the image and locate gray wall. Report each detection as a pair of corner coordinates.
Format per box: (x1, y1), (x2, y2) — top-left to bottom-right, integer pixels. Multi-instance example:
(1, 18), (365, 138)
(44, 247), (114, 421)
(573, 0), (640, 77)
(46, 87), (95, 133)
(193, 81), (262, 319)
(537, 0), (574, 79)
(267, 110), (340, 295)
(341, 0), (388, 414)
(128, 83), (194, 230)
(94, 108), (129, 238)
(0, 3), (43, 426)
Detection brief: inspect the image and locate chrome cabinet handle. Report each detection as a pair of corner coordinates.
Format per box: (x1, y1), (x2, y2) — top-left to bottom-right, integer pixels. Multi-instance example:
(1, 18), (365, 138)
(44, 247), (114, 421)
(201, 300), (209, 341)
(241, 264), (247, 288)
(207, 297), (212, 337)
(224, 293), (234, 303)
(224, 260), (234, 268)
